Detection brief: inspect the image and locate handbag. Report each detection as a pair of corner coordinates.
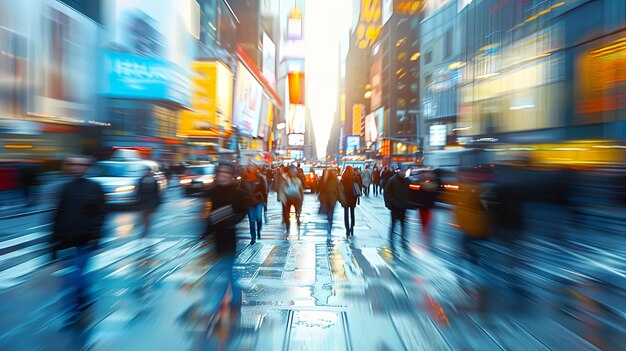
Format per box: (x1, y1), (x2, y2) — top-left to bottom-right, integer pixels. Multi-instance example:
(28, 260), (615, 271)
(352, 181), (362, 197)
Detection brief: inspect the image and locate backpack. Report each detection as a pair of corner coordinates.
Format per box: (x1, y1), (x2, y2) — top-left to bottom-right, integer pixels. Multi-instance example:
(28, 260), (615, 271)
(283, 177), (301, 199)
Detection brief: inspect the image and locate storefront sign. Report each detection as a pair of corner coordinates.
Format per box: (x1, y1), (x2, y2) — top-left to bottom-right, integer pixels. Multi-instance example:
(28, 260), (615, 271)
(103, 51), (188, 105)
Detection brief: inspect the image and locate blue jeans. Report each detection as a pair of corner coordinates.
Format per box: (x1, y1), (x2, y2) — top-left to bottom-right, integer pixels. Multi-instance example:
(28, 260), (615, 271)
(63, 245), (95, 311)
(202, 254), (242, 313)
(248, 203), (264, 242)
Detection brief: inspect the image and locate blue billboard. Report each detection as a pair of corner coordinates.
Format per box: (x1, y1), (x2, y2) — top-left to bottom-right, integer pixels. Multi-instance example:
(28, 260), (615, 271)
(101, 51), (189, 106)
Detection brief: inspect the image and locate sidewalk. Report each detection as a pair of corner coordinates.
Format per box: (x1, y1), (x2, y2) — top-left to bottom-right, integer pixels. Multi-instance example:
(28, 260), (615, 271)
(0, 192), (623, 350)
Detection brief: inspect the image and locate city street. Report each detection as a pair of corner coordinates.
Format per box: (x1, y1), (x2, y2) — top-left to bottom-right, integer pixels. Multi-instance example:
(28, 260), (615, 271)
(0, 184), (624, 350)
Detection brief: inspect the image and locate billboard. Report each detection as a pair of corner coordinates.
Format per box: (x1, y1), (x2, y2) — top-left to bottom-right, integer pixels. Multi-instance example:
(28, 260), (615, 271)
(365, 107), (383, 144)
(356, 0), (382, 49)
(430, 124), (446, 146)
(345, 135), (361, 154)
(288, 71), (305, 104)
(288, 133), (305, 146)
(103, 51), (188, 105)
(287, 104), (306, 134)
(257, 95), (273, 140)
(352, 104), (364, 136)
(370, 44), (383, 110)
(262, 32), (276, 87)
(233, 61), (263, 137)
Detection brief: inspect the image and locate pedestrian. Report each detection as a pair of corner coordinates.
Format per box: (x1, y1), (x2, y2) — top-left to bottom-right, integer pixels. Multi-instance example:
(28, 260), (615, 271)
(372, 165), (380, 196)
(354, 168), (363, 205)
(137, 167), (161, 238)
(361, 165), (372, 197)
(453, 168), (490, 264)
(277, 165), (304, 233)
(318, 169), (345, 234)
(201, 161), (251, 319)
(296, 162), (305, 185)
(240, 163), (267, 244)
(384, 165), (409, 248)
(414, 169), (440, 245)
(50, 156), (106, 323)
(340, 165), (361, 237)
(19, 161), (39, 207)
(381, 166), (394, 193)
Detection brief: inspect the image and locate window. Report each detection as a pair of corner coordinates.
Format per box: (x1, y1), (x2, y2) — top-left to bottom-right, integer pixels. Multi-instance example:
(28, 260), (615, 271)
(425, 74), (433, 87)
(425, 51), (432, 64)
(444, 29), (453, 58)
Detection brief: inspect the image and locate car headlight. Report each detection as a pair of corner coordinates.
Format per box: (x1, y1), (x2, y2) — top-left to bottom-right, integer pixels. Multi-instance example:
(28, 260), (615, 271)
(114, 185), (136, 193)
(180, 179), (191, 184)
(202, 178), (214, 184)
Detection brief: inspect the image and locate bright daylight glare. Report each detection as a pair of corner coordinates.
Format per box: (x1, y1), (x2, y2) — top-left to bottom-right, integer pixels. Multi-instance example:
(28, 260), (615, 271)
(0, 0), (625, 350)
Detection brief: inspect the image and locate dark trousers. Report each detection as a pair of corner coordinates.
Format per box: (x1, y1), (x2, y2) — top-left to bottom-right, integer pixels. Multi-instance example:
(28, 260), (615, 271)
(63, 244), (95, 312)
(140, 209), (154, 238)
(363, 185), (370, 197)
(389, 208), (406, 245)
(372, 183), (379, 196)
(343, 206), (355, 232)
(282, 197), (302, 227)
(248, 203), (263, 242)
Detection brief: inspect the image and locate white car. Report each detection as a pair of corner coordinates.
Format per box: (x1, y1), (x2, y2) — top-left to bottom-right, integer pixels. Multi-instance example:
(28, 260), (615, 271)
(87, 160), (167, 206)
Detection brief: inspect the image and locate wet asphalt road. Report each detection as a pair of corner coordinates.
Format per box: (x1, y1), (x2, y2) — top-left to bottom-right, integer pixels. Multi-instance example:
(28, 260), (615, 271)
(0, 184), (625, 350)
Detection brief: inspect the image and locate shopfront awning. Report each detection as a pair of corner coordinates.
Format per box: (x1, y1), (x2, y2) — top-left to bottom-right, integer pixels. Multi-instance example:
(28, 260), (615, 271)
(235, 44), (283, 109)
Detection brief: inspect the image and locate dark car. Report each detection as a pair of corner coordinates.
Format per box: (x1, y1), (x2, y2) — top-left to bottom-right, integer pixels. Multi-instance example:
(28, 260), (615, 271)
(405, 165), (442, 210)
(179, 164), (216, 196)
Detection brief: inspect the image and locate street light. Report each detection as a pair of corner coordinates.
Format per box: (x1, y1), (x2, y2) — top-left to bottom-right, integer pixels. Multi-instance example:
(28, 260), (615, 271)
(364, 91), (372, 99)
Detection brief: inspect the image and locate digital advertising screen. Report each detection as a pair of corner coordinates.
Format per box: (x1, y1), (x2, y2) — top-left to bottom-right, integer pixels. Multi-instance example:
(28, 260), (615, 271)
(233, 61), (262, 137)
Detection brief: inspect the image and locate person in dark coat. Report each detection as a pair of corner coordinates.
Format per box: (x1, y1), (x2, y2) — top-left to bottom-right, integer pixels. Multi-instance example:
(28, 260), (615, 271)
(137, 168), (161, 238)
(201, 162), (252, 314)
(381, 167), (394, 193)
(19, 162), (39, 207)
(240, 163), (267, 244)
(340, 165), (361, 237)
(372, 165), (381, 196)
(384, 166), (409, 248)
(318, 169), (345, 234)
(50, 156), (106, 321)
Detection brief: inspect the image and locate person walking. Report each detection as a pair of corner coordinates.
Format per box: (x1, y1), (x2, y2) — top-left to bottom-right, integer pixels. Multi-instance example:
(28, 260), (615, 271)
(361, 165), (372, 197)
(19, 162), (39, 207)
(354, 168), (363, 205)
(340, 166), (361, 237)
(240, 163), (267, 244)
(414, 169), (440, 246)
(318, 169), (345, 234)
(381, 166), (394, 194)
(384, 166), (409, 248)
(277, 165), (304, 233)
(137, 167), (161, 238)
(372, 165), (380, 196)
(201, 162), (252, 324)
(50, 156), (106, 322)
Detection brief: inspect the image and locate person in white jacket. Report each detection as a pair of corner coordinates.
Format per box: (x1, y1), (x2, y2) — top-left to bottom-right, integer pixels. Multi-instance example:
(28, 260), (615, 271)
(361, 165), (373, 197)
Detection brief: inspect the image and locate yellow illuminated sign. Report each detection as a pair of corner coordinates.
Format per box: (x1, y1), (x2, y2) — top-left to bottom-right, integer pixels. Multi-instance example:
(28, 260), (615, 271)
(352, 104), (364, 135)
(340, 94), (346, 122)
(356, 0), (382, 49)
(179, 61), (233, 137)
